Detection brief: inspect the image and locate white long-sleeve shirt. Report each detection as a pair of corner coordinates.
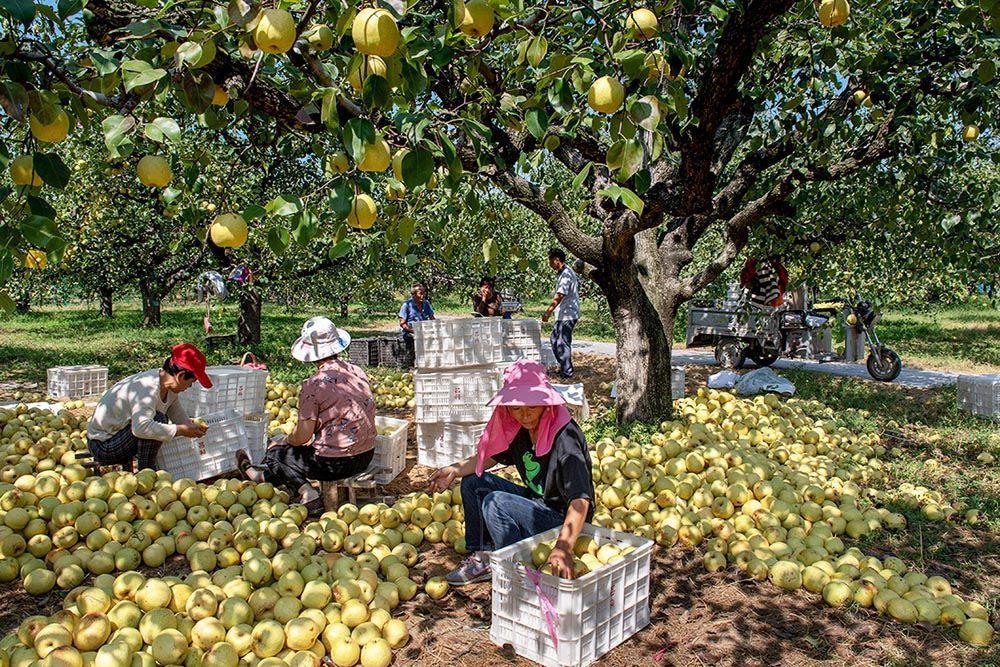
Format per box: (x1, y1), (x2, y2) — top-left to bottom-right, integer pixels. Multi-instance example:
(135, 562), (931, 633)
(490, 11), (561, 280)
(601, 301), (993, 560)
(87, 370), (189, 442)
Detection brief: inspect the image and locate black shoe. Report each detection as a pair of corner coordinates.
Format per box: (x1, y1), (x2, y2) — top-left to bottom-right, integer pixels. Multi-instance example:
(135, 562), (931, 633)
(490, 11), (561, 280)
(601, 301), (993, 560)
(235, 449), (253, 480)
(304, 497), (325, 517)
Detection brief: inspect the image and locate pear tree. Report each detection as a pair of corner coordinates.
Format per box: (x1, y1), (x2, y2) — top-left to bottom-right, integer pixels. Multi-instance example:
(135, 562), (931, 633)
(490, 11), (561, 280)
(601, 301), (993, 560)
(1, 0), (996, 422)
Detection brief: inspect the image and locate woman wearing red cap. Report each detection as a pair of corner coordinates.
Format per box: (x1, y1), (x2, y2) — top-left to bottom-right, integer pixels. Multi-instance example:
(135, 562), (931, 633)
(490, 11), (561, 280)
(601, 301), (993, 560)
(87, 343), (212, 471)
(428, 359), (595, 585)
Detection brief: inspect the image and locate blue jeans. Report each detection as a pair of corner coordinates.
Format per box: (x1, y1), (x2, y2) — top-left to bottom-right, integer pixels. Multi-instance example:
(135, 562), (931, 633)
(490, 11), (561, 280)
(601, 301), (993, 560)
(551, 319), (577, 377)
(461, 473), (566, 552)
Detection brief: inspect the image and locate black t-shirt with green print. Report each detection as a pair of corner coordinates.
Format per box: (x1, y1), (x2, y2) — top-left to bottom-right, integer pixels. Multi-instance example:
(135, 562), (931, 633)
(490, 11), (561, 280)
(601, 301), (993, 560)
(491, 420), (595, 519)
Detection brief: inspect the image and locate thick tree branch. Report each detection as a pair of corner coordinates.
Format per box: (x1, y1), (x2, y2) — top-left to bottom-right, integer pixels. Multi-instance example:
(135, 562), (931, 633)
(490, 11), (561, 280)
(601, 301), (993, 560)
(676, 0), (798, 215)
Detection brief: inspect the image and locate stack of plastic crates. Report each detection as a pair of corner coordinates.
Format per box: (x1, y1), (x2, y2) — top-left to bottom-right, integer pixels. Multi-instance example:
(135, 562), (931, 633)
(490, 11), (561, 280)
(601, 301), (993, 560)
(347, 339), (380, 367)
(489, 524), (653, 667)
(957, 374), (1000, 420)
(47, 365), (108, 400)
(671, 366), (686, 399)
(413, 318), (506, 369)
(377, 337), (415, 369)
(179, 365), (268, 417)
(179, 365), (269, 469)
(156, 409), (248, 481)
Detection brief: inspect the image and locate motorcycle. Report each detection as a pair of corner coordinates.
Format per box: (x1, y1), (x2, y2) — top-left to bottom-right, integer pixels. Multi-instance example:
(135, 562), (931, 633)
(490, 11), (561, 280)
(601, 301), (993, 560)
(845, 293), (902, 382)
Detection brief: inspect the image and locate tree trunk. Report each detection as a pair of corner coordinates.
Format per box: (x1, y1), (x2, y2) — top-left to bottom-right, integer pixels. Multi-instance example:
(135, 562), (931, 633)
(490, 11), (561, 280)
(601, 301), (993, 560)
(140, 283), (162, 327)
(602, 269), (675, 426)
(98, 286), (113, 318)
(238, 288), (261, 345)
(339, 296), (349, 319)
(14, 290), (30, 314)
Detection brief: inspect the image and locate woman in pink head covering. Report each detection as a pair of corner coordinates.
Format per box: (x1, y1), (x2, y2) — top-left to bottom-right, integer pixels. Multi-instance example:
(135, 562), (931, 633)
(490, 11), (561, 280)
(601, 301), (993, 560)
(429, 360), (595, 585)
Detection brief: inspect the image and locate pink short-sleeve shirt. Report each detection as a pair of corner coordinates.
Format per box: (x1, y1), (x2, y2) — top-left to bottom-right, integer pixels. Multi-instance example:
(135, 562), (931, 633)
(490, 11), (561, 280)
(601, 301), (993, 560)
(298, 358), (376, 458)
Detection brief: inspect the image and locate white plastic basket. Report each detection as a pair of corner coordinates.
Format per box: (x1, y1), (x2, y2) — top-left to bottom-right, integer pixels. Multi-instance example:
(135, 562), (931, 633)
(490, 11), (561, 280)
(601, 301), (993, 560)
(671, 366), (685, 400)
(957, 374), (1000, 419)
(552, 384), (590, 422)
(243, 413), (268, 461)
(371, 416), (408, 484)
(414, 318), (506, 369)
(180, 366), (268, 418)
(416, 422), (486, 468)
(490, 524), (653, 667)
(156, 409), (248, 481)
(413, 366), (501, 423)
(499, 319), (543, 362)
(47, 365), (108, 399)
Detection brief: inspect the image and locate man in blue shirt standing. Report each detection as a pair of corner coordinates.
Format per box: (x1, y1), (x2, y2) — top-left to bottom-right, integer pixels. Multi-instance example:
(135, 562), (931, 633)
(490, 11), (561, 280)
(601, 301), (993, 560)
(398, 283), (435, 341)
(542, 248), (580, 379)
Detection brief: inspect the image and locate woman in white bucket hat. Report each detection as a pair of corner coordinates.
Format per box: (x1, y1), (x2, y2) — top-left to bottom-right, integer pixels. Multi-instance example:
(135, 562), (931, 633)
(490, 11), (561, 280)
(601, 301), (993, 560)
(237, 316), (376, 513)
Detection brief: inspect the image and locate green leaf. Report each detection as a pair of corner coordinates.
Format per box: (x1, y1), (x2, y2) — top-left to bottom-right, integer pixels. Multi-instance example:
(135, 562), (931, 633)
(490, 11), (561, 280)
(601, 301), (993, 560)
(606, 141), (625, 170)
(0, 291), (15, 313)
(329, 181), (353, 219)
(527, 35), (548, 68)
(404, 254), (418, 267)
(619, 140), (644, 180)
(401, 150), (434, 189)
(0, 254), (12, 285)
(525, 108), (548, 140)
(267, 195), (303, 217)
(320, 88), (340, 131)
(397, 217), (415, 243)
(121, 20), (162, 37)
(90, 51), (119, 76)
(618, 187), (644, 215)
(328, 240), (352, 261)
(32, 153), (70, 189)
(343, 118), (376, 162)
(56, 0), (81, 20)
(482, 238), (498, 264)
(144, 117), (181, 143)
(27, 195), (56, 220)
(175, 42), (204, 68)
(671, 86), (688, 121)
(978, 60), (996, 84)
(124, 67), (167, 92)
(362, 75), (390, 109)
(267, 228), (290, 255)
(20, 215), (59, 247)
(291, 210), (319, 246)
(243, 204), (266, 221)
(0, 0), (35, 24)
(571, 163), (592, 190)
(629, 97), (661, 132)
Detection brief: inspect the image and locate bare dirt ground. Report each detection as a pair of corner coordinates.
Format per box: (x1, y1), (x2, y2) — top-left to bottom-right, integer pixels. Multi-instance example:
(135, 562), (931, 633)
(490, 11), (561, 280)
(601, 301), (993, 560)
(2, 356), (997, 666)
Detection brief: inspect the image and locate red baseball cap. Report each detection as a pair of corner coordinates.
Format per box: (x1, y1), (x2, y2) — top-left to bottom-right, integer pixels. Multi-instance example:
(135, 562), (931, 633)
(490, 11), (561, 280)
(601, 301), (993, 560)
(171, 343), (213, 388)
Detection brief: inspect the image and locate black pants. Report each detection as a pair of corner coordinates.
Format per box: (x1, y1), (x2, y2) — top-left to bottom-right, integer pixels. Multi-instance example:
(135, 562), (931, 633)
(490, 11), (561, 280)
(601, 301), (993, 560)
(88, 412), (168, 471)
(259, 445), (374, 490)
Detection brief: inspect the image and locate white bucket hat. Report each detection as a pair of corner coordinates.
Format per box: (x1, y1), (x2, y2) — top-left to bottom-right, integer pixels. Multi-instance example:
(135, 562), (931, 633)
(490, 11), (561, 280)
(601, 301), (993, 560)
(291, 316), (352, 362)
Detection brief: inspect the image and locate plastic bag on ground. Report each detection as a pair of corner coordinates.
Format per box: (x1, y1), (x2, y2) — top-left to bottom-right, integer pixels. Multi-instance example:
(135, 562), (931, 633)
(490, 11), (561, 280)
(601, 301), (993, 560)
(734, 367), (796, 396)
(708, 370), (740, 390)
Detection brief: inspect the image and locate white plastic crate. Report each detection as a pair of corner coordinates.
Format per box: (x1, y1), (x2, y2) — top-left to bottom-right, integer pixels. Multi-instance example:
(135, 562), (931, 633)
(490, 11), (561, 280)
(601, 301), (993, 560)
(540, 344), (558, 367)
(371, 416), (408, 484)
(416, 422), (486, 468)
(957, 374), (1000, 419)
(414, 318), (506, 369)
(243, 413), (268, 461)
(180, 366), (268, 418)
(500, 319), (543, 362)
(490, 524), (653, 667)
(552, 383), (590, 422)
(671, 366), (685, 400)
(156, 409), (248, 481)
(47, 365), (108, 399)
(413, 366), (501, 423)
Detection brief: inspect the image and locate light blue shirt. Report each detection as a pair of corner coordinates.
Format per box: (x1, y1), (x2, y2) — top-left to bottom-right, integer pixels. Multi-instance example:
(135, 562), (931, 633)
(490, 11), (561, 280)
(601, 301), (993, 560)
(398, 298), (434, 329)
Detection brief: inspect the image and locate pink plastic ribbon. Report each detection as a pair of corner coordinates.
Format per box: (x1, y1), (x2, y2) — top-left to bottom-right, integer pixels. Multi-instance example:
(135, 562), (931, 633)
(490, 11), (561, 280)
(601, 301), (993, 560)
(525, 567), (560, 649)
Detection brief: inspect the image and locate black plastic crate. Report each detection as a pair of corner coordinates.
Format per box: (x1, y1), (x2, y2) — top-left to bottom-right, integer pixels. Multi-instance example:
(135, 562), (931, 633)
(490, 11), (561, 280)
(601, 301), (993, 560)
(348, 338), (379, 366)
(378, 337), (415, 369)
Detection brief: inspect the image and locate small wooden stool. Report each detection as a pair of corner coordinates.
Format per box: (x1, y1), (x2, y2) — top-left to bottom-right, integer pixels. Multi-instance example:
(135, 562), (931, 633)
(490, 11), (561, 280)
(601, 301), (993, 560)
(319, 467), (386, 511)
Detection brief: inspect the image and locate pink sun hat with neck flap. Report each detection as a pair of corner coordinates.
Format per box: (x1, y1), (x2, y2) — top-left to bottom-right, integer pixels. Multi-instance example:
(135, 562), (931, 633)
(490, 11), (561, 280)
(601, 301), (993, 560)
(488, 360), (566, 407)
